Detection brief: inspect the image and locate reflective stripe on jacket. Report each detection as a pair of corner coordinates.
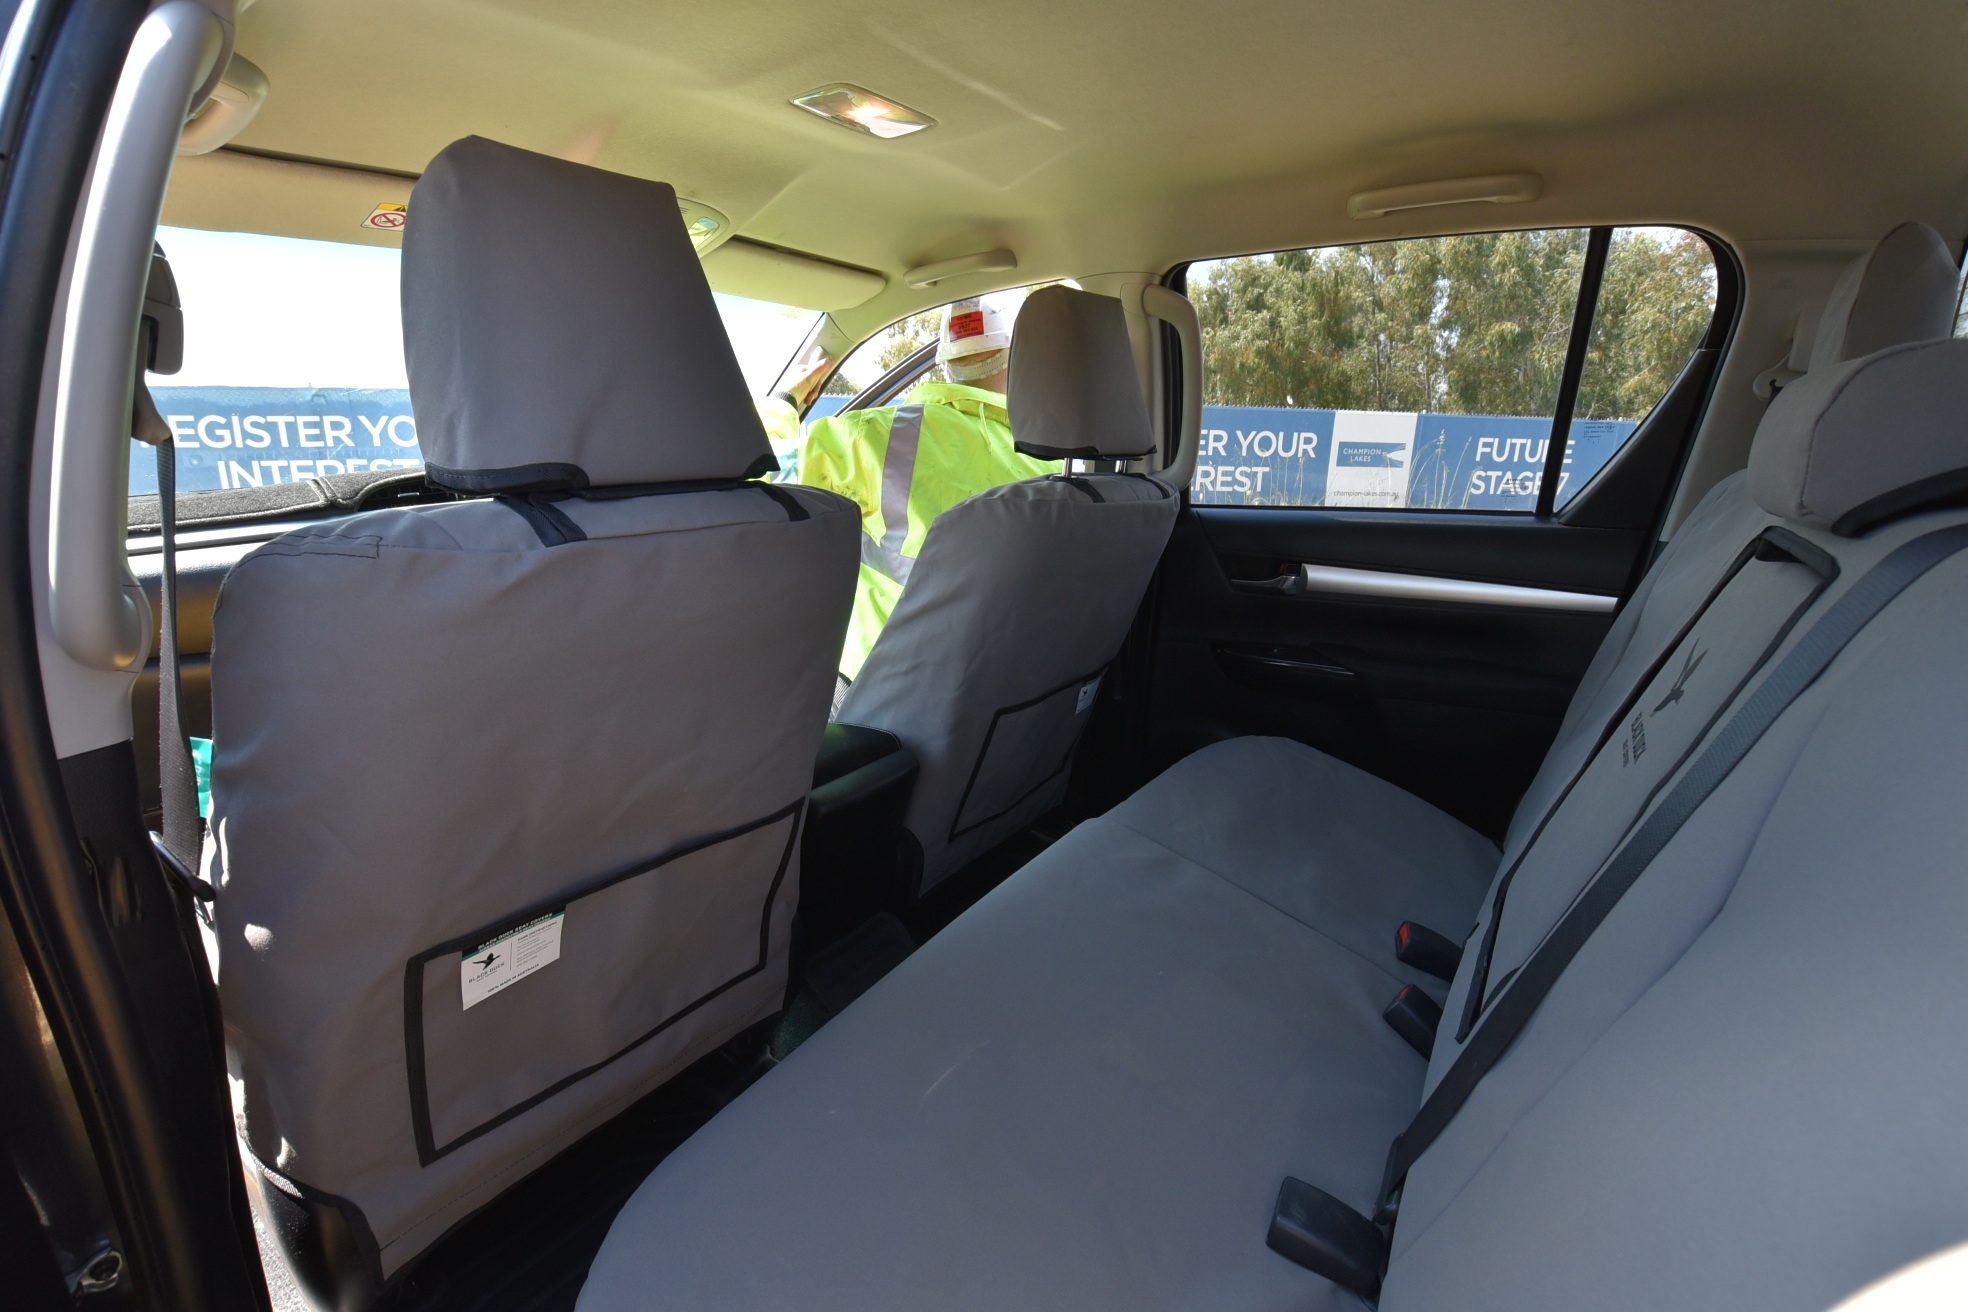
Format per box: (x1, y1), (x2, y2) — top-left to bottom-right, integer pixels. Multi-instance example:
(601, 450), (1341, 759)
(799, 380), (1056, 678)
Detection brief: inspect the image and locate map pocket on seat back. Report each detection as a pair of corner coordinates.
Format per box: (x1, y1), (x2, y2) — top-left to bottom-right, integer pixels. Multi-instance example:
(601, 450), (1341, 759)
(950, 667), (1107, 840)
(402, 804), (802, 1164)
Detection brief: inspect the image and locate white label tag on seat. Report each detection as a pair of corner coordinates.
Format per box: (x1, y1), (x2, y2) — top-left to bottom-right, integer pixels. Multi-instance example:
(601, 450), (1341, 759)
(1076, 676), (1103, 714)
(460, 911), (564, 1010)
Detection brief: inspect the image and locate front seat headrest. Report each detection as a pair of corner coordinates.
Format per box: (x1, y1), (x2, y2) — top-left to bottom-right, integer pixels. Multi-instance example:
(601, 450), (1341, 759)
(403, 136), (774, 494)
(1809, 221), (1958, 371)
(1010, 286), (1156, 461)
(1750, 338), (1968, 535)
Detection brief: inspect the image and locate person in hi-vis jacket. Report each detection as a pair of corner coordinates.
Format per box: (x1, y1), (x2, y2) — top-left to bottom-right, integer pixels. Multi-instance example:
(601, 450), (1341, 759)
(800, 293), (1057, 681)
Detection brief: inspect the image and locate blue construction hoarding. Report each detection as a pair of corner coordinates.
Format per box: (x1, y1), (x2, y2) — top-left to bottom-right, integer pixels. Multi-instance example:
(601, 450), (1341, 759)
(131, 387), (422, 496)
(1190, 406), (1636, 511)
(132, 388), (1633, 512)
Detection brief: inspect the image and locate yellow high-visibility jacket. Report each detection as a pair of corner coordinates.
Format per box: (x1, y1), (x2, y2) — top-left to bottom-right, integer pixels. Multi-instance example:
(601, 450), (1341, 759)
(799, 380), (1057, 678)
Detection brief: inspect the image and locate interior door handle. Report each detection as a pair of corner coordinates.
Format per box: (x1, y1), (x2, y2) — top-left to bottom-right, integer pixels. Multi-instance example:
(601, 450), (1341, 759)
(1231, 573), (1305, 596)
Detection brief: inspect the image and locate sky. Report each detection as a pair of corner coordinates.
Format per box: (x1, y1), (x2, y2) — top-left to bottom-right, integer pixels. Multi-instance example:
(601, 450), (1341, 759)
(152, 225), (821, 394)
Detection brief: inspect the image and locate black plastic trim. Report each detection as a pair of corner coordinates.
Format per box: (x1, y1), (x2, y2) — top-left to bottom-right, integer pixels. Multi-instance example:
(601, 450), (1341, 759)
(1536, 226), (1612, 518)
(402, 800), (803, 1165)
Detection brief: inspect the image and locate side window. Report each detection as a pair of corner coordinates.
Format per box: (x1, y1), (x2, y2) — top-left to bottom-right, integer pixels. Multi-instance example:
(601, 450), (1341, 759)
(135, 225), (418, 497)
(1189, 227), (1716, 510)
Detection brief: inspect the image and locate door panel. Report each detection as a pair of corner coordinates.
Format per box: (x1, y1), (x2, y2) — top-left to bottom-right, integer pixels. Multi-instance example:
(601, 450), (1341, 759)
(1142, 509), (1645, 839)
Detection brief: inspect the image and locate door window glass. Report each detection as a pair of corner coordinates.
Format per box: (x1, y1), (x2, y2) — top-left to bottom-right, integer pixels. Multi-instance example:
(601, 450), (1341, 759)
(1190, 227), (1716, 509)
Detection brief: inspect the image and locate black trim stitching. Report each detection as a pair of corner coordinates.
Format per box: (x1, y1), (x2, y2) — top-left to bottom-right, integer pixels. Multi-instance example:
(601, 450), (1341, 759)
(753, 483), (811, 521)
(496, 495), (587, 546)
(427, 460), (590, 495)
(1831, 465), (1968, 538)
(402, 799), (804, 1166)
(947, 664), (1109, 841)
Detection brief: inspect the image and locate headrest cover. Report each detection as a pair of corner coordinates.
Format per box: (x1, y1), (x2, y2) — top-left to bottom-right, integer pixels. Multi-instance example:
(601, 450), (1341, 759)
(1009, 287), (1155, 460)
(403, 137), (773, 493)
(1749, 338), (1968, 534)
(1809, 222), (1958, 371)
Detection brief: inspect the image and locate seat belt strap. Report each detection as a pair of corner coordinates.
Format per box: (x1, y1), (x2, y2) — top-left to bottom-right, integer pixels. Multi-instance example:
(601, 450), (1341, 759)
(153, 426), (201, 874)
(1378, 521), (1968, 1222)
(1455, 526), (1837, 1041)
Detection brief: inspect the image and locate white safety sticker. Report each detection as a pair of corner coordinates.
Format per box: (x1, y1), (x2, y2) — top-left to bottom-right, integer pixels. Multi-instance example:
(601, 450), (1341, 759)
(460, 911), (563, 1010)
(361, 202), (408, 232)
(1076, 676), (1103, 714)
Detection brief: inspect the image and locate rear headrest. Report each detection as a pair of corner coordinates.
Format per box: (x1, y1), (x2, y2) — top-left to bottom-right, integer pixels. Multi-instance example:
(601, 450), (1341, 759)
(403, 137), (773, 494)
(1809, 222), (1958, 371)
(1749, 338), (1968, 535)
(1009, 287), (1155, 461)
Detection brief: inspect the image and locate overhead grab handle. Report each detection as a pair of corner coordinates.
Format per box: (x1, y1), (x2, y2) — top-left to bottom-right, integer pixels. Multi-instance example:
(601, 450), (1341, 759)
(50, 1), (223, 671)
(178, 51), (267, 155)
(1347, 172), (1542, 219)
(1137, 284), (1202, 489)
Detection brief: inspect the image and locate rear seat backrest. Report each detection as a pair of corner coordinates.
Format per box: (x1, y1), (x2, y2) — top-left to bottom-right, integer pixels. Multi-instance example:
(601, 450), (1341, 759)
(207, 137), (858, 1301)
(1386, 337), (1968, 1309)
(837, 287), (1181, 894)
(1501, 221), (1959, 865)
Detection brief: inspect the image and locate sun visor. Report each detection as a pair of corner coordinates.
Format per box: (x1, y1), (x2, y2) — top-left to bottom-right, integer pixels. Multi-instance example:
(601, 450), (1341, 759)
(703, 238), (885, 312)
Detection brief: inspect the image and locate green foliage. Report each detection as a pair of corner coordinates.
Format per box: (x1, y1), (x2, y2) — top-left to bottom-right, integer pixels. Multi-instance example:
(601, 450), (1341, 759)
(1193, 228), (1715, 422)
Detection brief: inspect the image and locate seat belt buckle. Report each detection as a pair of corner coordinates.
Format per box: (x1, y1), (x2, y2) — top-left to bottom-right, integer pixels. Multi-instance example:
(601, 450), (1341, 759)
(1382, 983), (1442, 1059)
(1394, 921), (1462, 981)
(1267, 1176), (1388, 1302)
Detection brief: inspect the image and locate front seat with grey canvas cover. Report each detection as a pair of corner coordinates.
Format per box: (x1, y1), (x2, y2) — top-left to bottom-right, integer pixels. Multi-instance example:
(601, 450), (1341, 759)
(837, 287), (1181, 895)
(205, 137), (858, 1299)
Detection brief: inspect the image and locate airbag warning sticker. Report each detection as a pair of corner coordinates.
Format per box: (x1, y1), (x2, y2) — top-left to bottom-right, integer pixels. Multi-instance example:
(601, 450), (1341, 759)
(460, 911), (563, 1009)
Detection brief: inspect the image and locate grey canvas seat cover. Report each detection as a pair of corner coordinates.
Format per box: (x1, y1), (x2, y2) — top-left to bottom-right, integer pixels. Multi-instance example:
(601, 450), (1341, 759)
(208, 136), (858, 1279)
(838, 287), (1180, 892)
(579, 227), (1968, 1311)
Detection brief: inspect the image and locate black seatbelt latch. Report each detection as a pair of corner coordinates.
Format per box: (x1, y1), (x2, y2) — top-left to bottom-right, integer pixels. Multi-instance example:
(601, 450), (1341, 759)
(1382, 984), (1441, 1059)
(1267, 1176), (1387, 1301)
(1394, 921), (1461, 981)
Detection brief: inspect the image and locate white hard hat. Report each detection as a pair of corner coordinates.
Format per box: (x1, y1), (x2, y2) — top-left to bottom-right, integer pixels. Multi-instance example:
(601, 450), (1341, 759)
(937, 297), (1013, 364)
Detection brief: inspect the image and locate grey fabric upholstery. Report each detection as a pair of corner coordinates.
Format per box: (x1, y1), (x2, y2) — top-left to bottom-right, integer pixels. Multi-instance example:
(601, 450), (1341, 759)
(404, 136), (774, 492)
(1749, 338), (1968, 532)
(838, 288), (1178, 894)
(577, 739), (1496, 1312)
(576, 235), (1968, 1312)
(209, 139), (860, 1280)
(1008, 286), (1158, 459)
(1808, 220), (1957, 370)
(838, 475), (1177, 893)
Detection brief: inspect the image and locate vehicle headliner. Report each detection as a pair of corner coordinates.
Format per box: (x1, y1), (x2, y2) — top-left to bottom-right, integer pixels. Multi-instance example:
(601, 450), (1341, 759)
(167, 0), (1968, 336)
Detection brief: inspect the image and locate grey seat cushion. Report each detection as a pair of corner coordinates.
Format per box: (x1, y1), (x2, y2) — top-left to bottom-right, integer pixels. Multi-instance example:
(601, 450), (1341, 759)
(577, 737), (1495, 1312)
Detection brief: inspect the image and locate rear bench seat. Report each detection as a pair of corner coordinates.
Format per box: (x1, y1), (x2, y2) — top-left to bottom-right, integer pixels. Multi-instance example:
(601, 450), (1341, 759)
(577, 258), (1968, 1309)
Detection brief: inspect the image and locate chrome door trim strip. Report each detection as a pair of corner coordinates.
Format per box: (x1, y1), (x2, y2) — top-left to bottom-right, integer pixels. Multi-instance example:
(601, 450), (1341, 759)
(1297, 562), (1618, 613)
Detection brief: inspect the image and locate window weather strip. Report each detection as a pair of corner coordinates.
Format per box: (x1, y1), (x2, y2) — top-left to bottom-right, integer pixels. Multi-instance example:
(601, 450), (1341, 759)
(1536, 226), (1613, 519)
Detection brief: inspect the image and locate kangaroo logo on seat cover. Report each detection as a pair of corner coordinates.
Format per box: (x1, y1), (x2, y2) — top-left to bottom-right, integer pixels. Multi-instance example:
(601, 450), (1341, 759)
(1653, 644), (1707, 714)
